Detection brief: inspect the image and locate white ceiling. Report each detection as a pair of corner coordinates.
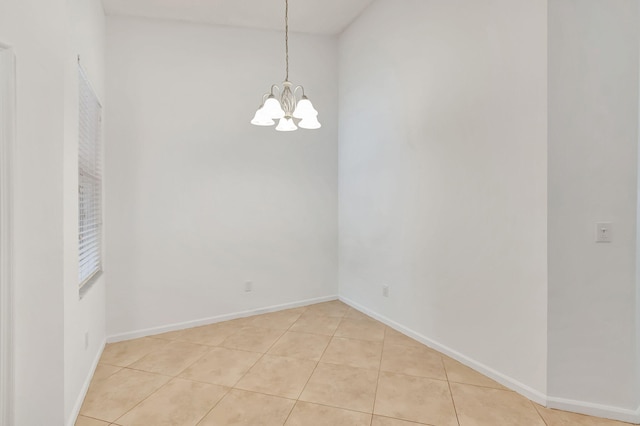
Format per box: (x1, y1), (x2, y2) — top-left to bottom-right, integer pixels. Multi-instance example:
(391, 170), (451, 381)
(101, 0), (376, 35)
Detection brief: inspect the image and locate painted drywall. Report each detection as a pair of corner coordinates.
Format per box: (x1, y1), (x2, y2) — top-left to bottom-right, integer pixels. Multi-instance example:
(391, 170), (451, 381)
(105, 17), (339, 337)
(63, 0), (107, 424)
(338, 0), (548, 395)
(0, 47), (15, 426)
(0, 1), (66, 424)
(548, 0), (640, 412)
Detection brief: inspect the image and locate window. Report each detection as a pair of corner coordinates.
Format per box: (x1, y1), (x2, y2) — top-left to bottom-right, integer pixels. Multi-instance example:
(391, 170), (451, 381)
(78, 64), (102, 288)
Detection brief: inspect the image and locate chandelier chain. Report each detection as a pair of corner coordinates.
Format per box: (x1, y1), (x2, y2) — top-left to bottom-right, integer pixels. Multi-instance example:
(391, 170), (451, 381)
(285, 0), (289, 81)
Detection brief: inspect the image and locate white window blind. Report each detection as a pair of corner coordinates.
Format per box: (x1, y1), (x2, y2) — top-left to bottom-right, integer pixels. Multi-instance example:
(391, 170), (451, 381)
(78, 65), (102, 287)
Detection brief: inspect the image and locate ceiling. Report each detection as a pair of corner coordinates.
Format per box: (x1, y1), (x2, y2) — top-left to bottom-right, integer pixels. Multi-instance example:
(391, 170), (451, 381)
(101, 0), (376, 35)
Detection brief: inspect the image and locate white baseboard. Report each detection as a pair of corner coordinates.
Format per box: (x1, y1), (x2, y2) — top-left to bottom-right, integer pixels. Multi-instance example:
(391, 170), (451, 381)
(338, 296), (546, 405)
(339, 296), (640, 425)
(66, 338), (106, 426)
(107, 295), (339, 343)
(546, 396), (640, 424)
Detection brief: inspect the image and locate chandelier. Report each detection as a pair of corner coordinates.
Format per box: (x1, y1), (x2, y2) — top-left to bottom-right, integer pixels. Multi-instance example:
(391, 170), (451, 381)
(251, 0), (321, 131)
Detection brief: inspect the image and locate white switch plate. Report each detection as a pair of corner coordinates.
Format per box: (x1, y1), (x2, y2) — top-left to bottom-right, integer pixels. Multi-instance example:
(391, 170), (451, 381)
(382, 285), (389, 297)
(596, 223), (612, 243)
(244, 281), (253, 292)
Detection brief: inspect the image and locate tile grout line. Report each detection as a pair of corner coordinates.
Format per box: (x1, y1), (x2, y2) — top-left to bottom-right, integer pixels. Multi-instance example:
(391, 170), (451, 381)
(195, 309), (308, 426)
(83, 354), (171, 423)
(530, 400), (550, 426)
(288, 400), (378, 417)
(447, 380), (517, 392)
(226, 307), (310, 425)
(442, 355), (462, 426)
(90, 364), (123, 383)
(96, 304), (501, 426)
(77, 414), (114, 423)
(110, 375), (175, 424)
(193, 304), (344, 425)
(93, 302), (629, 426)
(369, 327), (387, 426)
(193, 386), (233, 426)
(373, 414), (436, 426)
(110, 341), (226, 425)
(283, 309), (348, 425)
(102, 321), (251, 425)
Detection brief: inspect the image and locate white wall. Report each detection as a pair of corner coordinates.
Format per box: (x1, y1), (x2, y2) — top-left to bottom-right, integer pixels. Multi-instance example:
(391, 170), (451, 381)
(0, 1), (66, 424)
(547, 0), (640, 413)
(106, 17), (339, 337)
(63, 0), (107, 424)
(339, 0), (548, 396)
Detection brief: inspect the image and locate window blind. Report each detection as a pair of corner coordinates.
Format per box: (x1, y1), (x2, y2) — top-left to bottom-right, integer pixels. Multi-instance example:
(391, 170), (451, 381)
(78, 65), (102, 287)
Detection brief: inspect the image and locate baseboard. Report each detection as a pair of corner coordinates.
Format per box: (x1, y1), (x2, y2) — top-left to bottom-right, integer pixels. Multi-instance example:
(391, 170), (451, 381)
(66, 338), (106, 426)
(339, 296), (640, 425)
(546, 396), (640, 424)
(338, 296), (546, 404)
(107, 295), (339, 343)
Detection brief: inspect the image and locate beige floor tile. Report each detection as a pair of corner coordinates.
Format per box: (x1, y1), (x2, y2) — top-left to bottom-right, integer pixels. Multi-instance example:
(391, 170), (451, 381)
(128, 340), (210, 376)
(235, 354), (317, 399)
(451, 383), (545, 426)
(443, 356), (507, 390)
(93, 364), (122, 381)
(535, 404), (633, 426)
(345, 308), (373, 321)
(250, 308), (306, 330)
(320, 337), (382, 370)
(285, 401), (372, 426)
(299, 362), (378, 413)
(220, 326), (284, 353)
(289, 313), (342, 336)
(80, 304), (632, 426)
(197, 389), (295, 426)
(179, 347), (261, 386)
(267, 331), (331, 361)
(305, 300), (349, 317)
(335, 318), (386, 342)
(384, 328), (424, 348)
(100, 338), (169, 367)
(381, 343), (447, 380)
(225, 316), (256, 327)
(374, 371), (457, 426)
(372, 416), (428, 425)
(115, 378), (227, 426)
(75, 416), (110, 426)
(155, 322), (240, 346)
(80, 369), (170, 422)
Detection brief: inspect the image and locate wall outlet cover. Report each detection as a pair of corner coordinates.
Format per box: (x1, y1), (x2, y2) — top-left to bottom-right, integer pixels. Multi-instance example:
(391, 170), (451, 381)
(596, 223), (612, 243)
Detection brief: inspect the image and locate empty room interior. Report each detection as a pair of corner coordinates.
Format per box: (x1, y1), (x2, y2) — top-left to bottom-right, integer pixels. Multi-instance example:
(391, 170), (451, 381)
(1, 0), (640, 425)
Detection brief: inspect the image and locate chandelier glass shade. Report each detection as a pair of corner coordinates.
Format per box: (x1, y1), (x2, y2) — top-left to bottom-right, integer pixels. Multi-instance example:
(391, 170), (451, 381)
(251, 0), (321, 132)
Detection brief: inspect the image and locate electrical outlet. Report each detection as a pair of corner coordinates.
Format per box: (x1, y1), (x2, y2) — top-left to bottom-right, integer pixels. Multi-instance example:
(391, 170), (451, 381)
(382, 285), (389, 298)
(244, 281), (253, 292)
(596, 223), (612, 243)
(84, 332), (89, 350)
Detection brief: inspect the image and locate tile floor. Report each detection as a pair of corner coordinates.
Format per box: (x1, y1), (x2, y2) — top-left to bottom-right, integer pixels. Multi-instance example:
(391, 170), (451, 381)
(78, 300), (632, 426)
